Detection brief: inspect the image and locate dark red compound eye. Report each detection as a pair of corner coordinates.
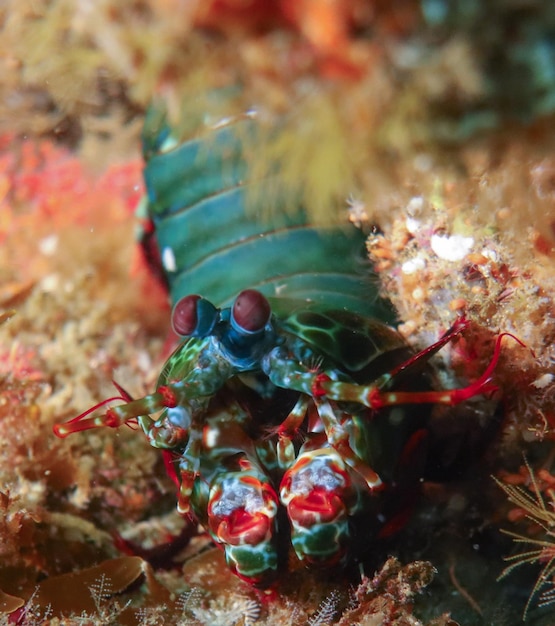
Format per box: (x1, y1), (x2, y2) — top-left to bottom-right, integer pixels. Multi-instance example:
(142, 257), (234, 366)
(231, 289), (271, 333)
(172, 294), (201, 336)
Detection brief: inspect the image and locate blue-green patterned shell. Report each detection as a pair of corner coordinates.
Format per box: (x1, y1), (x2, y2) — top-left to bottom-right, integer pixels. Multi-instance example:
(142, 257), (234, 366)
(140, 104), (395, 322)
(136, 104), (427, 574)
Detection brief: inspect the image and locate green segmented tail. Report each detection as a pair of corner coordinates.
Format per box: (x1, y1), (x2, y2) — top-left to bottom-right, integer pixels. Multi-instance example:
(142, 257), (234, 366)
(142, 105), (395, 321)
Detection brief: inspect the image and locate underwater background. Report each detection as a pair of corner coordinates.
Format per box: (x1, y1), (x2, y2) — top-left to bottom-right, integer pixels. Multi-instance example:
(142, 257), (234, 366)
(2, 1), (555, 624)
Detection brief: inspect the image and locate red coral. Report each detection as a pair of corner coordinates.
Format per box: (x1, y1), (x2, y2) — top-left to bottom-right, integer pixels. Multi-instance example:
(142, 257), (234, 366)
(0, 133), (143, 245)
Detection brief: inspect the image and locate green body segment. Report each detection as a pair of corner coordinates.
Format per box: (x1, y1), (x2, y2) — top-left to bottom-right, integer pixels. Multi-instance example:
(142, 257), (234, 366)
(279, 444), (355, 565)
(142, 106), (395, 321)
(291, 522), (349, 564)
(187, 403), (281, 585)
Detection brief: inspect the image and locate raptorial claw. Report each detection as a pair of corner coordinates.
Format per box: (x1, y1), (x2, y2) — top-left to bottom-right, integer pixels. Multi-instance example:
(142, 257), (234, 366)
(280, 447), (355, 565)
(206, 465), (279, 585)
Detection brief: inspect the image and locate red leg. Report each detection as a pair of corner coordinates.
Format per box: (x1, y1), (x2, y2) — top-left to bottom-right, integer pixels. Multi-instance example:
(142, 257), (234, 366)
(385, 316), (470, 381)
(316, 331), (527, 410)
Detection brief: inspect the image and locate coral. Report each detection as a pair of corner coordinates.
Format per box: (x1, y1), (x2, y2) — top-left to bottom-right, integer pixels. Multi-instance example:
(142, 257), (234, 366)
(361, 144), (555, 452)
(307, 590), (341, 626)
(496, 459), (555, 619)
(335, 557), (448, 626)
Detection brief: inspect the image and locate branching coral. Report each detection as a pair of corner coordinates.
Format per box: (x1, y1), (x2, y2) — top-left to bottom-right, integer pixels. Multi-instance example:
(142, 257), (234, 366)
(496, 459), (555, 620)
(335, 557), (451, 626)
(360, 140), (555, 451)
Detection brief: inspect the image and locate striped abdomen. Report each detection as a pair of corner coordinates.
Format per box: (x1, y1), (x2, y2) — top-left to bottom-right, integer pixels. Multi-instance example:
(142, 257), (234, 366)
(141, 106), (393, 322)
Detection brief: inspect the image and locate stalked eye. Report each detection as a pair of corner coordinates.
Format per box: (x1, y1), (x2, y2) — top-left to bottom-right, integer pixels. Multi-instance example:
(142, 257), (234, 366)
(172, 294), (200, 336)
(231, 289), (271, 334)
(172, 294), (218, 337)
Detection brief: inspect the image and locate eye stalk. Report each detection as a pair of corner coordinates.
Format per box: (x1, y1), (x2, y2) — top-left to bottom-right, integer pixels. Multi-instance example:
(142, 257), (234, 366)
(172, 294), (219, 337)
(171, 290), (273, 368)
(220, 290), (273, 368)
(231, 289), (271, 335)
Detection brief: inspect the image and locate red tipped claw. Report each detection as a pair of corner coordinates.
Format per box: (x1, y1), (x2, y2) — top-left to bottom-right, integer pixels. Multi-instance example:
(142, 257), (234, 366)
(53, 394), (128, 438)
